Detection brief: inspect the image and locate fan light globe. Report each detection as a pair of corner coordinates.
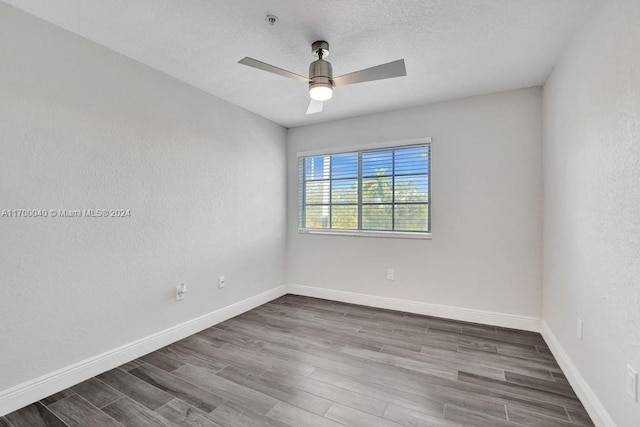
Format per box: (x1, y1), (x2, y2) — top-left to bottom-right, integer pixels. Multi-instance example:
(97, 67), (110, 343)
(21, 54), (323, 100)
(309, 85), (333, 101)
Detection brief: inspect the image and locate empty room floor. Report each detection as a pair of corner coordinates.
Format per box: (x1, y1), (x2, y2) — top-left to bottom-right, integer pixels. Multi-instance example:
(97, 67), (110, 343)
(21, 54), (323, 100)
(2, 295), (593, 427)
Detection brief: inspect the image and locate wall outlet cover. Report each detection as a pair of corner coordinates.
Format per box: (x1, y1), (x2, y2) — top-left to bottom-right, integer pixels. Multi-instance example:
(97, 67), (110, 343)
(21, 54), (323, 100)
(176, 283), (186, 301)
(387, 268), (395, 281)
(626, 365), (638, 401)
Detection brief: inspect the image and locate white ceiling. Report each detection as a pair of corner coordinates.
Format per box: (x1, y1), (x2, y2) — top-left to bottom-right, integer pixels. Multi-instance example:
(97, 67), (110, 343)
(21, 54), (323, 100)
(4, 0), (599, 128)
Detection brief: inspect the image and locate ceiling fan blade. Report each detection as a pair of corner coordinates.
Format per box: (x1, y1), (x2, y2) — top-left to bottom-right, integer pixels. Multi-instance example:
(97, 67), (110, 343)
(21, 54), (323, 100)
(238, 57), (309, 82)
(333, 59), (407, 87)
(306, 99), (324, 115)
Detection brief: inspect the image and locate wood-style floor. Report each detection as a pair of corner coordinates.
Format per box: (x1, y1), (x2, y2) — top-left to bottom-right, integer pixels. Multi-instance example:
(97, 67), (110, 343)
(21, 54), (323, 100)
(2, 295), (594, 427)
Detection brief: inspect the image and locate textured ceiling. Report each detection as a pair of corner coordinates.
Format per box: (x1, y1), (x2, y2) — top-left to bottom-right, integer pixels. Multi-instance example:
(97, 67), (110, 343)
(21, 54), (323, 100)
(4, 0), (599, 128)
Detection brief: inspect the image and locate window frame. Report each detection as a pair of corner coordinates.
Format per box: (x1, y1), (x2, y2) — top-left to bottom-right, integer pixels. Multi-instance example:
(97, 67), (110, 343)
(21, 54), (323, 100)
(297, 138), (432, 239)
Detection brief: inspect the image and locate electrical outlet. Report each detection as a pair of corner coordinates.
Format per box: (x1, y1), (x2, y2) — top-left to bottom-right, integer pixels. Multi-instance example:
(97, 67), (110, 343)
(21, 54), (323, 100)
(387, 268), (395, 281)
(576, 318), (583, 340)
(176, 283), (186, 301)
(627, 365), (638, 401)
(218, 276), (226, 288)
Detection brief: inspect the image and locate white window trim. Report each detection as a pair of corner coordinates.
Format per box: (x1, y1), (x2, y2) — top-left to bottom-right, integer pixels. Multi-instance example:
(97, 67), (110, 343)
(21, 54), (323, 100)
(296, 137), (431, 158)
(298, 228), (432, 239)
(297, 137), (432, 239)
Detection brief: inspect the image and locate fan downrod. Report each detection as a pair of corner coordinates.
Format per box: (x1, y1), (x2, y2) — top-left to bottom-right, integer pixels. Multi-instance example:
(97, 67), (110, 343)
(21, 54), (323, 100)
(312, 41), (329, 59)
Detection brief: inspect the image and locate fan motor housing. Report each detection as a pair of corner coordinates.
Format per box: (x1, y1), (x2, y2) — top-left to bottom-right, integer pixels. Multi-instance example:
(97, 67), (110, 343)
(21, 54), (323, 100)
(309, 59), (333, 89)
(309, 59), (332, 79)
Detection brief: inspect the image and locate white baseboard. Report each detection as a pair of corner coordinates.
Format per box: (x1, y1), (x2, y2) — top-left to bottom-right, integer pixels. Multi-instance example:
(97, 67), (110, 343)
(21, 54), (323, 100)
(0, 285), (287, 416)
(540, 321), (615, 427)
(287, 284), (541, 332)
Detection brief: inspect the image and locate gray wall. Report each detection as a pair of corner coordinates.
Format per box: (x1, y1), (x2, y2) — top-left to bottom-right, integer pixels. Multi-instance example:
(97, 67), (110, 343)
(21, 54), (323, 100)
(0, 4), (286, 391)
(287, 88), (543, 319)
(542, 0), (640, 424)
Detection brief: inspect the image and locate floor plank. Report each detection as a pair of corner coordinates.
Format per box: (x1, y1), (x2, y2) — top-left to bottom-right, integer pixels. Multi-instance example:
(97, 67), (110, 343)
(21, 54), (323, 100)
(208, 400), (290, 427)
(458, 372), (583, 410)
(47, 394), (122, 427)
(440, 374), (571, 420)
(383, 403), (459, 427)
(341, 345), (458, 380)
(141, 342), (227, 373)
(260, 342), (365, 378)
(506, 406), (577, 426)
(40, 389), (75, 407)
(420, 344), (556, 380)
(324, 402), (403, 427)
(566, 408), (595, 427)
(117, 359), (145, 372)
(381, 344), (506, 380)
(265, 402), (342, 427)
(96, 368), (173, 411)
(310, 367), (445, 417)
(311, 363), (510, 421)
(197, 325), (267, 350)
(443, 405), (516, 427)
(504, 371), (578, 398)
(5, 402), (68, 427)
(216, 366), (332, 416)
(216, 341), (316, 377)
(155, 399), (221, 427)
(102, 397), (173, 427)
(457, 345), (561, 374)
(71, 378), (123, 409)
(262, 367), (387, 417)
(176, 338), (273, 375)
(172, 363), (279, 415)
(288, 326), (384, 352)
(427, 326), (537, 354)
(128, 363), (225, 412)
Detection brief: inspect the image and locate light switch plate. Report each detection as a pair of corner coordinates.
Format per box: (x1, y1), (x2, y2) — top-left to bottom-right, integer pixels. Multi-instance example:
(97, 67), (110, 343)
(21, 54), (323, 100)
(176, 283), (186, 301)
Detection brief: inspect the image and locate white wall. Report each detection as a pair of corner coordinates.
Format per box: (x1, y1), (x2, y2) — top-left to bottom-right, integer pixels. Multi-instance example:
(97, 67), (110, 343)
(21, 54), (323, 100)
(542, 0), (640, 424)
(0, 3), (286, 397)
(287, 88), (543, 321)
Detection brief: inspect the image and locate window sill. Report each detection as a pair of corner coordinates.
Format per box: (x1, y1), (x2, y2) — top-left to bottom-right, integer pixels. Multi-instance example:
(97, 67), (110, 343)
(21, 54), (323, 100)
(298, 228), (432, 240)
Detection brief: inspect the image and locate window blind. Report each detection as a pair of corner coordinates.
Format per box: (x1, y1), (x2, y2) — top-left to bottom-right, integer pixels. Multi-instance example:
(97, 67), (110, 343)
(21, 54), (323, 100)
(298, 143), (430, 234)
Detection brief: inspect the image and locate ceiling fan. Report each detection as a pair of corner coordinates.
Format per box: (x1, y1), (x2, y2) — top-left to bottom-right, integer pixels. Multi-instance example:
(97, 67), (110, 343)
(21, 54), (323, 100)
(238, 41), (407, 115)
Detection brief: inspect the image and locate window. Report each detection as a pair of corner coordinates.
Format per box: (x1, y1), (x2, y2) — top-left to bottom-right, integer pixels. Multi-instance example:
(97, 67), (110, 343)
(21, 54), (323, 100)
(298, 140), (431, 237)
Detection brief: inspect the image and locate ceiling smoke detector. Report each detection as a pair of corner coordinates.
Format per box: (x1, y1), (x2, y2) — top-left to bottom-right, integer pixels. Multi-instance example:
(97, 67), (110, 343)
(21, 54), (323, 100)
(265, 15), (278, 25)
